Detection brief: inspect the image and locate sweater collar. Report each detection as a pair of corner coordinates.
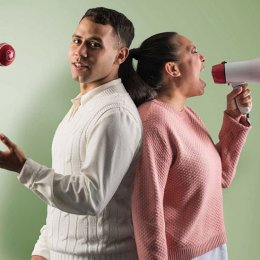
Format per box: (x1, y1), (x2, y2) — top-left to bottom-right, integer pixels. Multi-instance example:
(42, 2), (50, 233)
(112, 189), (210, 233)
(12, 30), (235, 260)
(71, 79), (123, 107)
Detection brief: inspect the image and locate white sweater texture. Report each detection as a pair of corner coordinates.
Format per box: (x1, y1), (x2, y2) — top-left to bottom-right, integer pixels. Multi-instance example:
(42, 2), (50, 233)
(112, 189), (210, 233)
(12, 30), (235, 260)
(18, 79), (142, 259)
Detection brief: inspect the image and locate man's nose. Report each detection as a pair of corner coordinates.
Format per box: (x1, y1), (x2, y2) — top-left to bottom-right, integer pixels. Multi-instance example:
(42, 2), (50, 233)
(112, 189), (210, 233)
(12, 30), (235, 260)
(75, 44), (87, 58)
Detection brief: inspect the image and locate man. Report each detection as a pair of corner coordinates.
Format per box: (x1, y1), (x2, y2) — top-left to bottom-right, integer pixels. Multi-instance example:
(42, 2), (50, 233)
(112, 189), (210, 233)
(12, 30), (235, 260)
(0, 7), (142, 260)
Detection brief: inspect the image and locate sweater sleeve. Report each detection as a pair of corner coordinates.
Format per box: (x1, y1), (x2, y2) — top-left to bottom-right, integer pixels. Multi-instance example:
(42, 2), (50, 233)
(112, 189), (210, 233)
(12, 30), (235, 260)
(17, 109), (142, 215)
(215, 112), (251, 188)
(132, 126), (172, 260)
(31, 225), (50, 259)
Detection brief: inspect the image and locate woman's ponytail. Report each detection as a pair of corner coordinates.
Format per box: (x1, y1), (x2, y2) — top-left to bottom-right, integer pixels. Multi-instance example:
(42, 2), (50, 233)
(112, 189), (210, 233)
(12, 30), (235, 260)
(118, 49), (155, 107)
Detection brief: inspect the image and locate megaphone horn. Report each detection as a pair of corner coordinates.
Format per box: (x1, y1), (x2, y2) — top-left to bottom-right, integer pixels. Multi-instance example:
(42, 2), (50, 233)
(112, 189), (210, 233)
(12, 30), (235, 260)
(212, 57), (260, 114)
(212, 57), (260, 84)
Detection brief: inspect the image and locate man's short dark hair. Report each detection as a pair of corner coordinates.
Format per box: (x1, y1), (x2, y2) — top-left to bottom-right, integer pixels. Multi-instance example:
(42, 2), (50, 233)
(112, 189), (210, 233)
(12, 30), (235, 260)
(81, 7), (134, 48)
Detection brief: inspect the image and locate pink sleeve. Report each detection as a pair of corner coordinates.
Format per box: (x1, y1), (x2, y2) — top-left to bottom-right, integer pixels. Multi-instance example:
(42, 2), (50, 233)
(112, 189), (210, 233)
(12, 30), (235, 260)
(216, 112), (251, 188)
(132, 127), (172, 260)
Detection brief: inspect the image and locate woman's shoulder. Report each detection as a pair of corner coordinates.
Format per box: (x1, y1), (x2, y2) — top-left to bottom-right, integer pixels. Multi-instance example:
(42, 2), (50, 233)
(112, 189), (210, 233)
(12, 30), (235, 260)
(138, 99), (176, 131)
(139, 99), (169, 119)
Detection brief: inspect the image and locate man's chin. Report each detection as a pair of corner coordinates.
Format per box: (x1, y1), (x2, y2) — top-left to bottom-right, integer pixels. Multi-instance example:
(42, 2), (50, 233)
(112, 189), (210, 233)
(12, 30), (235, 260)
(72, 75), (89, 84)
(71, 73), (80, 81)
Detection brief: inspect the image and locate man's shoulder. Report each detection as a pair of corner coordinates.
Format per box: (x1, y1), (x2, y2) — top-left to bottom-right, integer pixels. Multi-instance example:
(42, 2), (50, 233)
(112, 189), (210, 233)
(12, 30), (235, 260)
(85, 91), (140, 128)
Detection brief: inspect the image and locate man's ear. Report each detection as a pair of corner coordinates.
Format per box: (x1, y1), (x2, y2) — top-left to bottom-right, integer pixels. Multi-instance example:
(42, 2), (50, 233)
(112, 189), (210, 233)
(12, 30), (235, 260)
(114, 47), (129, 65)
(164, 62), (181, 77)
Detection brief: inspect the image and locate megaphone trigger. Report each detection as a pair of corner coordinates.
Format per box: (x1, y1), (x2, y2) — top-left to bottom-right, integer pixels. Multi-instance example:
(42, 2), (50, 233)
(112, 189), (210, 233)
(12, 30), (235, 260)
(231, 83), (251, 114)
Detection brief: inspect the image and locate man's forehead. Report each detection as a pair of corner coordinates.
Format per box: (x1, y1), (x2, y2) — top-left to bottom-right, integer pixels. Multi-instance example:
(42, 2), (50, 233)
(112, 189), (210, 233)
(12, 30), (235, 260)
(75, 18), (115, 39)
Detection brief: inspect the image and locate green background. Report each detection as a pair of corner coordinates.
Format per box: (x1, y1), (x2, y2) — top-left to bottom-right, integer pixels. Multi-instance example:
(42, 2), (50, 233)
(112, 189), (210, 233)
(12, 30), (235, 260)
(1, 0), (260, 259)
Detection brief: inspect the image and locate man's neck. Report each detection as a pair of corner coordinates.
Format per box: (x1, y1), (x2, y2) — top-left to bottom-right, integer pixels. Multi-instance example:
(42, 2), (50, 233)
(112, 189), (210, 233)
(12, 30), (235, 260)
(80, 78), (118, 95)
(80, 75), (119, 95)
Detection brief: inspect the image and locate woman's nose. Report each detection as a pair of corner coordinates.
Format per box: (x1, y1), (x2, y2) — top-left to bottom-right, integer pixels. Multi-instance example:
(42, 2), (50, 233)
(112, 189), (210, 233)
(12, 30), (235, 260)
(200, 53), (206, 62)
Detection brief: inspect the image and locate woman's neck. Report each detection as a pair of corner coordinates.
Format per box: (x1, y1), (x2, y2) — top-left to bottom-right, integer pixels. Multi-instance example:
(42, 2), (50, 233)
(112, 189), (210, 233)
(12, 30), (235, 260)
(156, 89), (186, 111)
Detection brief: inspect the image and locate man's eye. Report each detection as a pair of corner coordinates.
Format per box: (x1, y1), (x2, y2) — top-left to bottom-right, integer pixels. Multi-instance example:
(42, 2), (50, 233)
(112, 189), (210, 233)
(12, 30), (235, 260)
(72, 38), (81, 45)
(88, 41), (101, 48)
(192, 48), (198, 54)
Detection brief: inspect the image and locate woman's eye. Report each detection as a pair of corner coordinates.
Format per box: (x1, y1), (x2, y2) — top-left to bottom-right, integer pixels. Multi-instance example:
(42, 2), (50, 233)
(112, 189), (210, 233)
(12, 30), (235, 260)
(192, 48), (198, 54)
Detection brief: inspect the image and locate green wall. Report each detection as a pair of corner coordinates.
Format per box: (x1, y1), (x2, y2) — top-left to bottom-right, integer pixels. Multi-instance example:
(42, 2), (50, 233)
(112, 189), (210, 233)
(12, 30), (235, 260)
(1, 0), (260, 259)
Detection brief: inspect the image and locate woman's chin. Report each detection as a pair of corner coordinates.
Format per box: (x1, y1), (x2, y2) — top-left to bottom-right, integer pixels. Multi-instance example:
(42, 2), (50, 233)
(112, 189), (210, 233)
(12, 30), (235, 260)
(200, 79), (206, 87)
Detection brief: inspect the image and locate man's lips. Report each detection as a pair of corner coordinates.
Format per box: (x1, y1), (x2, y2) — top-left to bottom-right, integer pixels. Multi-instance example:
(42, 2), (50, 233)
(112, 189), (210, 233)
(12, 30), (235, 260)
(72, 62), (90, 70)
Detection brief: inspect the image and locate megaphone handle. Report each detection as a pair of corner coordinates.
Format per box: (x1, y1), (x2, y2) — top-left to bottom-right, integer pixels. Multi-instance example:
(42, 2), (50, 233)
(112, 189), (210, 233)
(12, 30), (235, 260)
(230, 82), (251, 114)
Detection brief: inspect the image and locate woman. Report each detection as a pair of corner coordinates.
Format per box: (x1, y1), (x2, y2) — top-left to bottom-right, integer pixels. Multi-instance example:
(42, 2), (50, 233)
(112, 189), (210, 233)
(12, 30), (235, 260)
(126, 32), (252, 260)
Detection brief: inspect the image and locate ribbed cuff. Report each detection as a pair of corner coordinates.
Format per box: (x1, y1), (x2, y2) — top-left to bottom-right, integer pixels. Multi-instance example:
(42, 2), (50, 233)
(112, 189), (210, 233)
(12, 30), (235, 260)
(219, 112), (251, 141)
(17, 158), (42, 189)
(168, 233), (226, 260)
(49, 251), (138, 260)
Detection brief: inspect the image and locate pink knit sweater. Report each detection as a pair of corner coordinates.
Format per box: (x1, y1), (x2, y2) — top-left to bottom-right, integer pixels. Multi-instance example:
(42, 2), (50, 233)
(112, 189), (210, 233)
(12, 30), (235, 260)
(132, 99), (251, 260)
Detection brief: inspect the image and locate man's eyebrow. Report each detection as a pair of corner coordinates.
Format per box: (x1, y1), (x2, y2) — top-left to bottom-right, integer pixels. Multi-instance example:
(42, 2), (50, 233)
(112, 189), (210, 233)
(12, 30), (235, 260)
(72, 34), (103, 42)
(72, 34), (81, 38)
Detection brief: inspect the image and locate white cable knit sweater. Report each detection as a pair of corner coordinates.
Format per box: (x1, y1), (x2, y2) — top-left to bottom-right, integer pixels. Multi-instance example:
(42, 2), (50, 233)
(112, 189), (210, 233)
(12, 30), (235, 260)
(18, 79), (142, 260)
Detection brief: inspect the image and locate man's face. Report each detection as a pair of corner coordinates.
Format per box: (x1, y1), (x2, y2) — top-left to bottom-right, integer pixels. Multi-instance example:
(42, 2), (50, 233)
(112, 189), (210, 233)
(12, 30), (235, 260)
(68, 18), (121, 90)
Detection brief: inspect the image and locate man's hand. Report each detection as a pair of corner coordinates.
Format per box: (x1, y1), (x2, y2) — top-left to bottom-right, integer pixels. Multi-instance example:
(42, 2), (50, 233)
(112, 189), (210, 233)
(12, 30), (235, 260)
(0, 133), (26, 173)
(31, 256), (47, 260)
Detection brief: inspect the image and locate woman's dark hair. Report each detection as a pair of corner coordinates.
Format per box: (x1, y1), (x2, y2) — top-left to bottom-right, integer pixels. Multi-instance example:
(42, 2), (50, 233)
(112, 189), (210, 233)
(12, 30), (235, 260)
(81, 10), (179, 107)
(81, 7), (134, 48)
(119, 32), (180, 106)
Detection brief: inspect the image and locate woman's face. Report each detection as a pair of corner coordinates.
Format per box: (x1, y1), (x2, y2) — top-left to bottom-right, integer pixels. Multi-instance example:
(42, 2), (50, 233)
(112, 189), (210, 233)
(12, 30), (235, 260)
(174, 35), (206, 97)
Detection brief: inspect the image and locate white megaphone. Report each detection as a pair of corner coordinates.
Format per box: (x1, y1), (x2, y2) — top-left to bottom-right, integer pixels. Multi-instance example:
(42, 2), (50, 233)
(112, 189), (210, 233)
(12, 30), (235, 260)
(212, 57), (260, 114)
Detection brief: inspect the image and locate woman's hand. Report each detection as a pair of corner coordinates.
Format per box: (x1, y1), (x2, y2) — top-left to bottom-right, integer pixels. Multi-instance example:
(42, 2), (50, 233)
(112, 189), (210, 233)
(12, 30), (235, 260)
(225, 84), (252, 122)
